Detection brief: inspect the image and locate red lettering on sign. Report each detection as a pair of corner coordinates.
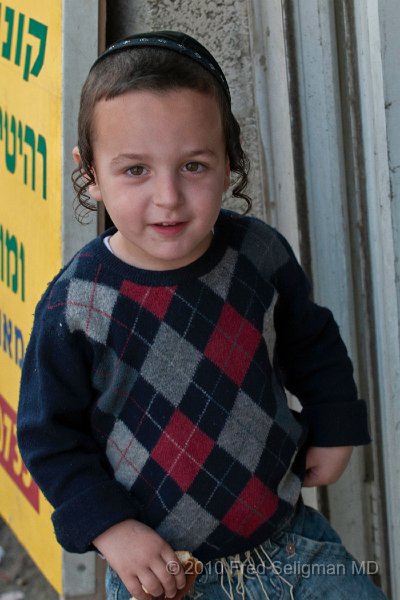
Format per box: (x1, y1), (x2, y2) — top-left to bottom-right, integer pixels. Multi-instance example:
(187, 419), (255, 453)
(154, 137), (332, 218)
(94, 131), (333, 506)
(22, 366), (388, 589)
(0, 394), (39, 512)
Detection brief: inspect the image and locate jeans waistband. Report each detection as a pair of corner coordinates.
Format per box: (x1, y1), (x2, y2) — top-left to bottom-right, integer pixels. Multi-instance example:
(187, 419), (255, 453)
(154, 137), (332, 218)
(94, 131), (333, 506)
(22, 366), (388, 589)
(194, 502), (304, 600)
(200, 499), (304, 575)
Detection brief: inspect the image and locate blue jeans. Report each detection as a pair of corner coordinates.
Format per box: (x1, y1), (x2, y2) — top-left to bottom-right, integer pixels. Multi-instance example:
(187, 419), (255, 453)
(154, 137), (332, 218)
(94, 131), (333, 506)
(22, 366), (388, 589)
(105, 501), (387, 600)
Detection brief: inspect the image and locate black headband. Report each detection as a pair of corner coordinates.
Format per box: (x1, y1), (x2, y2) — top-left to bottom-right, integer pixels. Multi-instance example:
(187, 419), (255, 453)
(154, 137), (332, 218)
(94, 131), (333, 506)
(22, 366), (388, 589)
(90, 31), (231, 104)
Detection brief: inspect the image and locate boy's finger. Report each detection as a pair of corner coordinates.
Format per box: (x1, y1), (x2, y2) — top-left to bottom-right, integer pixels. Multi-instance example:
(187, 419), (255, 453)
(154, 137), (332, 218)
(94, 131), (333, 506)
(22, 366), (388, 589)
(163, 554), (187, 590)
(138, 567), (166, 598)
(148, 560), (181, 598)
(128, 576), (153, 600)
(166, 557), (187, 589)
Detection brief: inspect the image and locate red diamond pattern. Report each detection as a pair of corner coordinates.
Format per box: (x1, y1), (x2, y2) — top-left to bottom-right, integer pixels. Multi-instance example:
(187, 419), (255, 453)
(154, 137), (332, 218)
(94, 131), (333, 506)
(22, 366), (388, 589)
(120, 281), (176, 319)
(222, 477), (278, 537)
(151, 410), (214, 491)
(204, 304), (261, 385)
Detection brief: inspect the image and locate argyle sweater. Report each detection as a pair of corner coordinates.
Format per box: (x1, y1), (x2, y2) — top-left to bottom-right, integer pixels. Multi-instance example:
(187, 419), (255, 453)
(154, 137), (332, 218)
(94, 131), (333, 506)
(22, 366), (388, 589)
(17, 209), (370, 560)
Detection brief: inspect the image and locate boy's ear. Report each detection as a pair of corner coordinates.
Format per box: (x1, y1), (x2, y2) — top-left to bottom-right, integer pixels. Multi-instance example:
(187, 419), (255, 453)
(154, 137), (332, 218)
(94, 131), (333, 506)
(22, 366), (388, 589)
(72, 146), (102, 202)
(72, 145), (81, 166)
(224, 156), (231, 191)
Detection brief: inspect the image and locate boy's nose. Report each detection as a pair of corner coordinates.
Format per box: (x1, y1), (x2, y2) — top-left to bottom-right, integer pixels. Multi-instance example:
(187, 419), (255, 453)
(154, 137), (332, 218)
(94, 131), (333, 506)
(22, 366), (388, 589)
(153, 173), (183, 208)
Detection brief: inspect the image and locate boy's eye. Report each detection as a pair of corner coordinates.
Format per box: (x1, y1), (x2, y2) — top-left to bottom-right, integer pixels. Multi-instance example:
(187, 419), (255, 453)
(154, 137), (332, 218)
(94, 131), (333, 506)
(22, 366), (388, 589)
(184, 162), (204, 173)
(126, 165), (147, 176)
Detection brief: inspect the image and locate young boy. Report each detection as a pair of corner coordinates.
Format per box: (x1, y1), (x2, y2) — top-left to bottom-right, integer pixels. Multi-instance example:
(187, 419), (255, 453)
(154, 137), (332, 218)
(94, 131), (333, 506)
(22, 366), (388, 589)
(17, 31), (386, 600)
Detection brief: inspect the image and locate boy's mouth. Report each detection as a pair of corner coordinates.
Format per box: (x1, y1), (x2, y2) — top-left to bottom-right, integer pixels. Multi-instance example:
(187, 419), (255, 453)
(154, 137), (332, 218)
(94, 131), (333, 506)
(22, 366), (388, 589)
(150, 221), (187, 236)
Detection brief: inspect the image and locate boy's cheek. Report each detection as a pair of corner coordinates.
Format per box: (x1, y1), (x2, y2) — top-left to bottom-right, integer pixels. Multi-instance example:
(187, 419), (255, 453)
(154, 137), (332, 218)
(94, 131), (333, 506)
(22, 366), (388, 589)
(224, 159), (231, 191)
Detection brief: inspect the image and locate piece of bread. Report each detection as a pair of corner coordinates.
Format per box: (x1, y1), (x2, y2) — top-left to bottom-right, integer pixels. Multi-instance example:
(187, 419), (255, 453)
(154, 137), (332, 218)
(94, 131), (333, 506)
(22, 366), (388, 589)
(140, 550), (203, 600)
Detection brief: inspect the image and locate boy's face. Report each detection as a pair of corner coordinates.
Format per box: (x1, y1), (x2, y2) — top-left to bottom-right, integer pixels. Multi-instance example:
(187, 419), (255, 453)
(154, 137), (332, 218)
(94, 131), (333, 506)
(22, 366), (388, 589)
(89, 88), (230, 270)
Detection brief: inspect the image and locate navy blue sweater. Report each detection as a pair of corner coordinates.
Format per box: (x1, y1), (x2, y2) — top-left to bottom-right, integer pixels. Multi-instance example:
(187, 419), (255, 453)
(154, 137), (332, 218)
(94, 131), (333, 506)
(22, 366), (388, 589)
(17, 210), (370, 560)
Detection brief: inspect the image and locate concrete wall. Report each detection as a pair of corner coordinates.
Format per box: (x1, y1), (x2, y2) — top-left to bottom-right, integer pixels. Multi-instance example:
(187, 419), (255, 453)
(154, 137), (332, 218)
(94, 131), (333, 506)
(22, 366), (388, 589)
(106, 0), (267, 220)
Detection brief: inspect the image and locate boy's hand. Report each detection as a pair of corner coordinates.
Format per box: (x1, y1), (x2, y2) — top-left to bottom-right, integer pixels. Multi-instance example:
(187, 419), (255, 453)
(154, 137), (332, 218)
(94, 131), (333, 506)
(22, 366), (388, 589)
(303, 446), (353, 487)
(93, 519), (187, 600)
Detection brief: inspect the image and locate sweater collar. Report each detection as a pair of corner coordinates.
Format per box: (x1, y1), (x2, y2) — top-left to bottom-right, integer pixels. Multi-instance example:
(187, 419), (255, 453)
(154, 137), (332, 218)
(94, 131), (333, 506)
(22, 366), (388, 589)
(91, 210), (231, 287)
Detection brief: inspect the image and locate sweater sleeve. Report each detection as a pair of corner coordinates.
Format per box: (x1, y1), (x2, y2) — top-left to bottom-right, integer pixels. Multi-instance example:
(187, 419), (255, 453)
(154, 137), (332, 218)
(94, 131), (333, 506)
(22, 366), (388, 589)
(272, 231), (371, 447)
(17, 293), (142, 553)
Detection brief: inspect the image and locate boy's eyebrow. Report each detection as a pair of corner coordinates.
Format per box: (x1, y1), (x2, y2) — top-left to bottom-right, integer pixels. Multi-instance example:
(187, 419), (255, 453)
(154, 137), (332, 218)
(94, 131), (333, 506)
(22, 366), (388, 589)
(185, 148), (217, 157)
(110, 149), (217, 165)
(110, 153), (147, 165)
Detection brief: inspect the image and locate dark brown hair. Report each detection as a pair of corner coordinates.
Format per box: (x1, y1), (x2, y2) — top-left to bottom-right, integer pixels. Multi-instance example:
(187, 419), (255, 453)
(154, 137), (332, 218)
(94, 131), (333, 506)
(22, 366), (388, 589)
(72, 47), (251, 221)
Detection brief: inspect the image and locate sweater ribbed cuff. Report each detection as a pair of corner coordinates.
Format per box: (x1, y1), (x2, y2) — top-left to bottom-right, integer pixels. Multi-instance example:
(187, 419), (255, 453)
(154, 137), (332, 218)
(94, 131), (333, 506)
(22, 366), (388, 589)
(52, 480), (141, 553)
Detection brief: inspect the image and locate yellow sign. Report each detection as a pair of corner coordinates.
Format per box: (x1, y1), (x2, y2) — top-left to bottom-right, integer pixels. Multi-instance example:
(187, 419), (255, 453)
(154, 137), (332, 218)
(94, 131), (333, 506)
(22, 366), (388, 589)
(0, 0), (62, 591)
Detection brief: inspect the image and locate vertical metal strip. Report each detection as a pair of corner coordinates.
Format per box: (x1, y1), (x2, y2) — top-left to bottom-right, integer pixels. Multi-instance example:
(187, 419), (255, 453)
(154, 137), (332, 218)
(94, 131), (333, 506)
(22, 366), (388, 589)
(247, 0), (299, 252)
(62, 0), (98, 266)
(352, 0), (400, 595)
(285, 0), (373, 565)
(61, 0), (104, 596)
(333, 0), (389, 590)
